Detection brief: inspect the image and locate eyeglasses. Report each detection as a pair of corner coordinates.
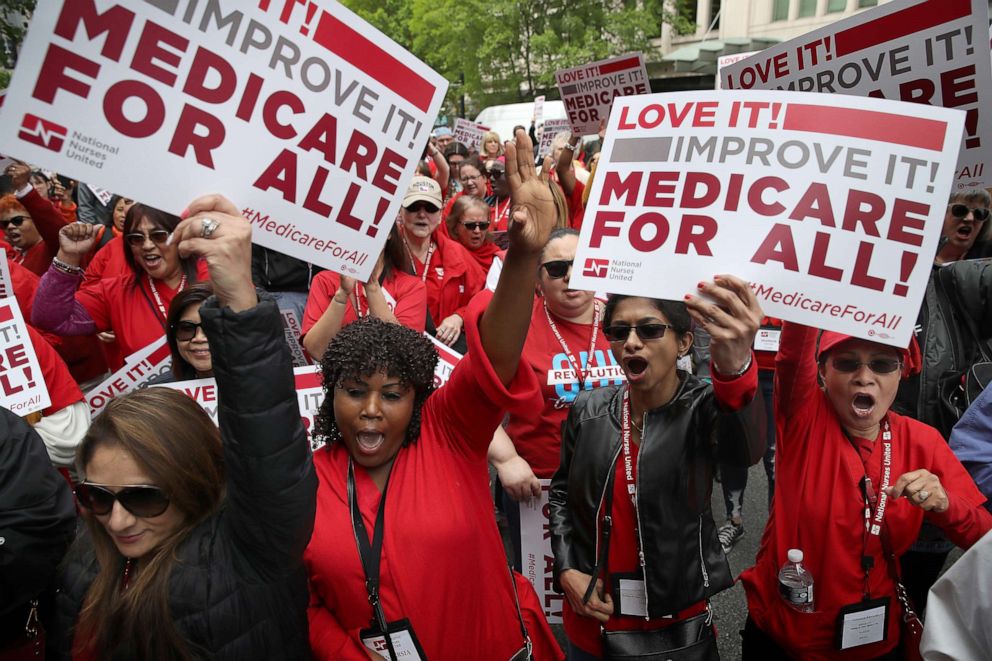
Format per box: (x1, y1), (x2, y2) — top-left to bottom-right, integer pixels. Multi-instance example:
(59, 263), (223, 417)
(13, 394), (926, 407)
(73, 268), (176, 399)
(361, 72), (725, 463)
(603, 323), (675, 343)
(542, 259), (573, 279)
(172, 320), (205, 342)
(462, 221), (490, 232)
(75, 482), (171, 518)
(949, 204), (991, 221)
(405, 201), (439, 214)
(125, 229), (170, 247)
(487, 169), (505, 180)
(0, 216), (29, 229)
(460, 173), (483, 184)
(830, 357), (902, 374)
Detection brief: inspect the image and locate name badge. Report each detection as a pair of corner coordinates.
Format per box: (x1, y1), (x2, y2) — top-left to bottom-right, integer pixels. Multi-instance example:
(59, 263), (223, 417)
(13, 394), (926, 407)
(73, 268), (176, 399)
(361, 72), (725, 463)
(836, 597), (889, 650)
(360, 619), (427, 660)
(612, 573), (648, 618)
(753, 329), (781, 352)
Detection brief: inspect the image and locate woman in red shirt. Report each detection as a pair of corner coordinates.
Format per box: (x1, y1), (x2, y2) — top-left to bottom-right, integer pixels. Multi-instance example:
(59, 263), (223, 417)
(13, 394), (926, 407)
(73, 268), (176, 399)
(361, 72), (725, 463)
(301, 226), (427, 360)
(31, 204), (207, 359)
(397, 175), (485, 353)
(446, 194), (502, 273)
(740, 323), (992, 660)
(305, 131), (563, 660)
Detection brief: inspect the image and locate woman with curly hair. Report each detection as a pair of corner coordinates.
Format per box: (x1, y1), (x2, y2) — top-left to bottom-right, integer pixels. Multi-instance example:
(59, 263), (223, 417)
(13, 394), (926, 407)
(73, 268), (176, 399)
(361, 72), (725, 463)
(304, 131), (564, 660)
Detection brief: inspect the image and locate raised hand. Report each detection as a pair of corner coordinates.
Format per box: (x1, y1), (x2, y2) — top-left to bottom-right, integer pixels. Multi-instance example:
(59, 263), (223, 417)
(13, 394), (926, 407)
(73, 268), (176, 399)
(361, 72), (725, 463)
(58, 222), (98, 265)
(686, 274), (763, 376)
(504, 128), (556, 254)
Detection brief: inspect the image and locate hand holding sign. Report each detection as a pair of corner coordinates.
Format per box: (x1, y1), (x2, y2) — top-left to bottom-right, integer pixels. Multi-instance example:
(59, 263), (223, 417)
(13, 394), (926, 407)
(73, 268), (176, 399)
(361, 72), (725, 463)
(685, 275), (763, 375)
(505, 129), (556, 254)
(173, 195), (256, 312)
(58, 222), (98, 263)
(4, 161), (29, 191)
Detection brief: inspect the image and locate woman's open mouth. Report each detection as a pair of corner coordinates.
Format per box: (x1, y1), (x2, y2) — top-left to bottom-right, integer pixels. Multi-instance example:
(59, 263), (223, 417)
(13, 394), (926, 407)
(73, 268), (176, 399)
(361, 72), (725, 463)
(624, 356), (649, 382)
(956, 224), (974, 240)
(143, 254), (162, 268)
(851, 393), (876, 418)
(355, 431), (385, 454)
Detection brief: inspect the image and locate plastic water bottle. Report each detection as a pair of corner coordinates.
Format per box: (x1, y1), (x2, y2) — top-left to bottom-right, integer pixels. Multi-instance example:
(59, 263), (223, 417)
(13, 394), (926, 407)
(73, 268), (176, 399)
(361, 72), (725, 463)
(778, 549), (814, 612)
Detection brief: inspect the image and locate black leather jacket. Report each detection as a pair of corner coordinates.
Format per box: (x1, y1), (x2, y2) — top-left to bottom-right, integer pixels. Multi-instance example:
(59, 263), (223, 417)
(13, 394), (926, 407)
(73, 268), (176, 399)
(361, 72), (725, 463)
(549, 371), (764, 617)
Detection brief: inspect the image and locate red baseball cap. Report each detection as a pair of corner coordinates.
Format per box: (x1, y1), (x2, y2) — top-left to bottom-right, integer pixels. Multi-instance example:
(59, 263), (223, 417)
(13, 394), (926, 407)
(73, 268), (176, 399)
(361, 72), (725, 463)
(817, 331), (921, 377)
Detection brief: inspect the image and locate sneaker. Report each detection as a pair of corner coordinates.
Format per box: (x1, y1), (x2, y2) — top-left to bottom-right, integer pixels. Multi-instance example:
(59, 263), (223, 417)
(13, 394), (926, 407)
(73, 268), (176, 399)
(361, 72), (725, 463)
(718, 520), (744, 554)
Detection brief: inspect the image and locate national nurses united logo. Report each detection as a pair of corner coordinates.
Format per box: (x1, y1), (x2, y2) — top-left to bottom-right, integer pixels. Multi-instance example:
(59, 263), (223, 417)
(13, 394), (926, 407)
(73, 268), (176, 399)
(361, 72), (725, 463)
(18, 113), (67, 152)
(583, 258), (610, 278)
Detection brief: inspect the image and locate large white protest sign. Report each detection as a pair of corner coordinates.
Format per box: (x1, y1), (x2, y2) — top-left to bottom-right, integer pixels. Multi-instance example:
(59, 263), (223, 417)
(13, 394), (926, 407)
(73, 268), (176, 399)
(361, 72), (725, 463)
(721, 0), (992, 190)
(716, 52), (757, 90)
(0, 252), (12, 299)
(555, 53), (649, 135)
(537, 119), (571, 159)
(426, 333), (462, 388)
(570, 91), (964, 347)
(0, 297), (51, 415)
(0, 1), (448, 281)
(87, 337), (171, 416)
(452, 117), (489, 152)
(519, 480), (563, 624)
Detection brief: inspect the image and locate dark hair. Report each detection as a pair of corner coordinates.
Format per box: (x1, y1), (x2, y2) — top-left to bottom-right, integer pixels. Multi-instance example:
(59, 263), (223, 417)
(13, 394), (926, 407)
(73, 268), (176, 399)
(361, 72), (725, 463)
(444, 142), (469, 162)
(74, 388), (223, 660)
(540, 227), (580, 263)
(460, 155), (487, 178)
(166, 283), (214, 380)
(122, 204), (199, 285)
(314, 317), (438, 447)
(603, 295), (693, 336)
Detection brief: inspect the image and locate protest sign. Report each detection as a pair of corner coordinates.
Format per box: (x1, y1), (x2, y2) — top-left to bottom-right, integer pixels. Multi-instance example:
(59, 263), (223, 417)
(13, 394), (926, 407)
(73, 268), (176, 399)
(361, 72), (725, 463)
(426, 333), (462, 388)
(537, 119), (571, 159)
(519, 480), (563, 624)
(0, 252), (11, 299)
(570, 90), (964, 347)
(159, 364), (327, 449)
(0, 1), (448, 281)
(452, 117), (489, 152)
(87, 336), (171, 416)
(0, 297), (51, 415)
(555, 53), (649, 134)
(716, 51), (757, 90)
(280, 308), (311, 367)
(720, 0), (992, 190)
(533, 95), (545, 126)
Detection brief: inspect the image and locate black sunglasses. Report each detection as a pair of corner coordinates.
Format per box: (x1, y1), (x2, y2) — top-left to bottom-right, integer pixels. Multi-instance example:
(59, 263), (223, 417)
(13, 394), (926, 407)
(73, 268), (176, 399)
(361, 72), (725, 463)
(125, 229), (171, 247)
(830, 357), (902, 374)
(75, 482), (171, 518)
(603, 323), (675, 343)
(487, 168), (505, 180)
(542, 259), (573, 279)
(405, 201), (439, 214)
(172, 320), (205, 342)
(949, 204), (991, 221)
(0, 215), (29, 229)
(463, 221), (490, 232)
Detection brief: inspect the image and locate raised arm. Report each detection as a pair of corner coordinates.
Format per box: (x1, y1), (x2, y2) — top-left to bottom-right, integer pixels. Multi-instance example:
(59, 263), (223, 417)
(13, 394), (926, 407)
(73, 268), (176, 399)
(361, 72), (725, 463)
(172, 195), (317, 577)
(775, 321), (821, 419)
(480, 129), (557, 386)
(555, 133), (580, 197)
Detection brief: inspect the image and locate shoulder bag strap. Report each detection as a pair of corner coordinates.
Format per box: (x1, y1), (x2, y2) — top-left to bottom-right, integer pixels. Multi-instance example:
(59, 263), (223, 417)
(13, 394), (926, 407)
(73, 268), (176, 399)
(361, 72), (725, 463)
(583, 468), (616, 604)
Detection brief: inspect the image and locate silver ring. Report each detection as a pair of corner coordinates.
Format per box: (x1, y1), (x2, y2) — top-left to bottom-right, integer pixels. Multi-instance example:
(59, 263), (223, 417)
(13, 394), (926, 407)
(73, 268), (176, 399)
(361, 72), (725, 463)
(200, 217), (219, 239)
(918, 490), (931, 502)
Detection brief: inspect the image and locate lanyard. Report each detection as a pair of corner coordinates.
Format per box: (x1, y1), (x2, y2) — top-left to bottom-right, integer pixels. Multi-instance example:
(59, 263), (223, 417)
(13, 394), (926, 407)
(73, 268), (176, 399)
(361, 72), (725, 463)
(492, 197), (510, 229)
(544, 299), (600, 392)
(402, 237), (435, 283)
(352, 283), (367, 318)
(348, 460), (395, 647)
(147, 273), (186, 323)
(620, 389), (646, 569)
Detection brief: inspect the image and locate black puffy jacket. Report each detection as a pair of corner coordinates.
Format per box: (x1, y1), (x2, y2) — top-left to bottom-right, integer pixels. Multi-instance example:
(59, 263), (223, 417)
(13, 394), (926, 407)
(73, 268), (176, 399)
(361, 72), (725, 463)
(50, 294), (318, 660)
(549, 373), (764, 618)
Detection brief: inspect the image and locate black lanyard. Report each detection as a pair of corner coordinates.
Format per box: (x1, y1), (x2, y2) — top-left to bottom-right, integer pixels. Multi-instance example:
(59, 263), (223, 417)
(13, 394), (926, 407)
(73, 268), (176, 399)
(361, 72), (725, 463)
(348, 460), (398, 660)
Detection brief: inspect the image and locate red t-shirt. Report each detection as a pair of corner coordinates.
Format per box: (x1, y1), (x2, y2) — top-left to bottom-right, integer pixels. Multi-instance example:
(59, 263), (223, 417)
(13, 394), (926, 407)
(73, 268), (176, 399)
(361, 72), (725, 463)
(83, 235), (127, 287)
(505, 297), (625, 478)
(740, 322), (992, 660)
(305, 293), (562, 660)
(301, 269), (427, 341)
(27, 325), (84, 416)
(490, 196), (512, 232)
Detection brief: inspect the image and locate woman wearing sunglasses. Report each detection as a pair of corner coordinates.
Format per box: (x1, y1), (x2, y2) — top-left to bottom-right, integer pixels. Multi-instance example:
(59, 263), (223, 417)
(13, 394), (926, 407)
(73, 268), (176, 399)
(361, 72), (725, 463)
(446, 194), (503, 272)
(32, 204), (208, 360)
(739, 322), (992, 660)
(51, 194), (317, 660)
(304, 130), (562, 660)
(157, 283), (216, 383)
(2, 162), (69, 276)
(549, 277), (766, 660)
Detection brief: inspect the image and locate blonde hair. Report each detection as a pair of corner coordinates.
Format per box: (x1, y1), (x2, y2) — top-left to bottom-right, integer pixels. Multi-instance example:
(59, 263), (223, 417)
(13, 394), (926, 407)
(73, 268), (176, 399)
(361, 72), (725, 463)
(481, 131), (503, 156)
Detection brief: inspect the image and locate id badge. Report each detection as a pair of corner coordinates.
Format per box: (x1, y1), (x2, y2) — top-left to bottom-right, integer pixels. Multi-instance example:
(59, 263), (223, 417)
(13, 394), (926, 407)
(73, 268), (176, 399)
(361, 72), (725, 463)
(611, 572), (649, 618)
(753, 329), (781, 352)
(835, 597), (889, 650)
(360, 618), (428, 660)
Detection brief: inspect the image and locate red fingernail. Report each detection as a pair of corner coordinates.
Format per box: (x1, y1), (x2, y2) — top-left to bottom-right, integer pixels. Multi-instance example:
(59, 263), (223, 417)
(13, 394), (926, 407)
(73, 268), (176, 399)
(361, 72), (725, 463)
(697, 282), (704, 289)
(180, 208), (189, 219)
(684, 294), (692, 300)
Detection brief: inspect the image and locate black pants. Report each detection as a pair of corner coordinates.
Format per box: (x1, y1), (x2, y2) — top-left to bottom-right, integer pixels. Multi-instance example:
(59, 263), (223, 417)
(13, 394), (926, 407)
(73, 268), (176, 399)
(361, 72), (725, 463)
(899, 549), (950, 615)
(741, 616), (904, 660)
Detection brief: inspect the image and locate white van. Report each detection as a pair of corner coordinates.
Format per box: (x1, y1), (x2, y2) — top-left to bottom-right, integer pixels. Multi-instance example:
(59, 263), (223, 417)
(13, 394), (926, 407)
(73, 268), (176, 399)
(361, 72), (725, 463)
(473, 100), (568, 144)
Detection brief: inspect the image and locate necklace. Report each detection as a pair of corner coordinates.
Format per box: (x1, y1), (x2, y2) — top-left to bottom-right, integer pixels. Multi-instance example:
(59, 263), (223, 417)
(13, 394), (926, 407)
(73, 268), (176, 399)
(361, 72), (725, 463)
(122, 558), (133, 591)
(402, 236), (436, 283)
(631, 412), (644, 434)
(148, 273), (187, 323)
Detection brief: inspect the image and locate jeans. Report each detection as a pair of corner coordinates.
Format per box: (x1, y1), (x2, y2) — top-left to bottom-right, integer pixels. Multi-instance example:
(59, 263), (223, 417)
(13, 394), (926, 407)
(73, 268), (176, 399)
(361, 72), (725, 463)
(567, 640), (602, 661)
(721, 370), (776, 521)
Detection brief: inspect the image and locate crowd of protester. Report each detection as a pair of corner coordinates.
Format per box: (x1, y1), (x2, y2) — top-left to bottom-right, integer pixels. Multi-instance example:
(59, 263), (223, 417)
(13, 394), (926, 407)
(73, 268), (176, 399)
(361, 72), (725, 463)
(2, 119), (992, 661)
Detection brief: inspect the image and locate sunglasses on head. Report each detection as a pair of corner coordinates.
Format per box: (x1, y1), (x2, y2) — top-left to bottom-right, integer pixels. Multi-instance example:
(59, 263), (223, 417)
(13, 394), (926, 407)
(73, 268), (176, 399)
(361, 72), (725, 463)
(830, 357), (902, 374)
(949, 204), (991, 221)
(405, 201), (439, 214)
(603, 323), (675, 343)
(487, 168), (505, 180)
(125, 229), (171, 247)
(463, 221), (490, 232)
(542, 259), (573, 279)
(0, 215), (29, 229)
(75, 482), (171, 518)
(172, 320), (205, 342)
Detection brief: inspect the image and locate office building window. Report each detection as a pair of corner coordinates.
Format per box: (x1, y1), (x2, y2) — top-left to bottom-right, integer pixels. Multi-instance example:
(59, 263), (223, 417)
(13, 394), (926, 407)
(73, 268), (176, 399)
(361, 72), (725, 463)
(799, 0), (817, 16)
(772, 0), (790, 21)
(858, 0), (878, 6)
(827, 0), (846, 11)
